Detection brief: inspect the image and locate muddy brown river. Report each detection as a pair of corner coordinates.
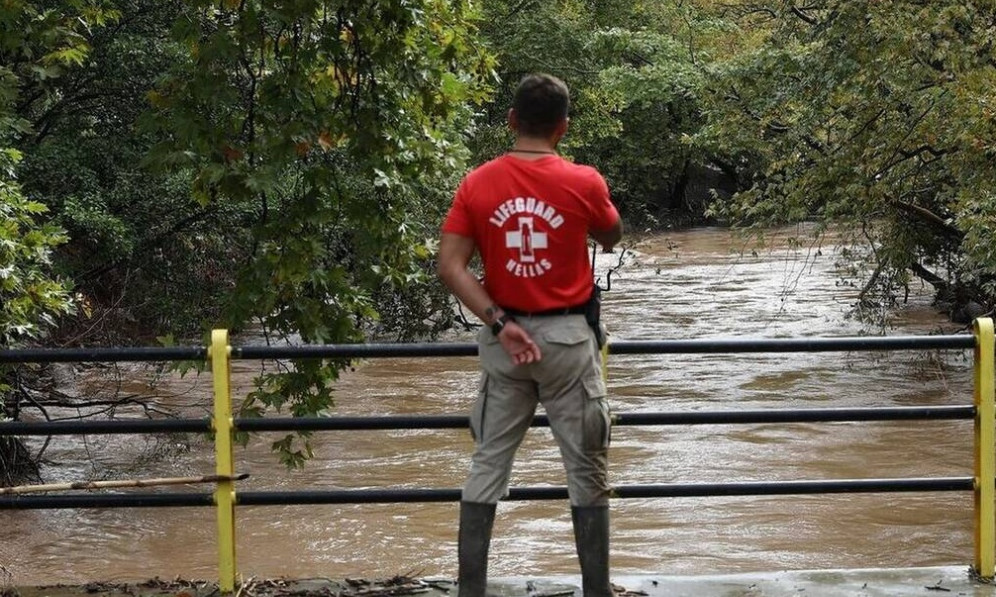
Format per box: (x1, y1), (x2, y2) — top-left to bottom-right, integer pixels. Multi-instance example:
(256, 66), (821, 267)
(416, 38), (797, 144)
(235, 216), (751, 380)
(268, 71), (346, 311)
(1, 226), (979, 585)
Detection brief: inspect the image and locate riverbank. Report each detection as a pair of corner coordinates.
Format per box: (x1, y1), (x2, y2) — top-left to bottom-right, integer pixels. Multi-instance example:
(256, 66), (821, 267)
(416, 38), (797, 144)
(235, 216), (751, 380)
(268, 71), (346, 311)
(8, 567), (996, 597)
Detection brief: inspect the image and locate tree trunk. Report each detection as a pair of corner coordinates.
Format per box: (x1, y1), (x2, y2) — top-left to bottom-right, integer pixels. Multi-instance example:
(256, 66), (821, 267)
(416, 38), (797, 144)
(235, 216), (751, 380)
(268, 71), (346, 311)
(0, 436), (41, 488)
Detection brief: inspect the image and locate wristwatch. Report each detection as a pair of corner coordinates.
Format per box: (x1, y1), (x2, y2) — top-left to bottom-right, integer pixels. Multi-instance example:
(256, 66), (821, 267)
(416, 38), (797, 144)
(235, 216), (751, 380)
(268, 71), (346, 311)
(491, 313), (514, 336)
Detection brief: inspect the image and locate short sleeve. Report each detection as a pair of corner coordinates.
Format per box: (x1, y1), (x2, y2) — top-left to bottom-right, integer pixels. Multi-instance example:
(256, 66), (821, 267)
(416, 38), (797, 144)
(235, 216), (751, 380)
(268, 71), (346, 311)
(587, 171), (619, 230)
(441, 182), (474, 237)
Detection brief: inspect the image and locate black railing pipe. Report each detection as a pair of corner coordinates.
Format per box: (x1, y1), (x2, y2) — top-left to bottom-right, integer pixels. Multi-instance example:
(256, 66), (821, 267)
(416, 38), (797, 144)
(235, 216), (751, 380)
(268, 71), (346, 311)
(233, 477), (975, 507)
(0, 419), (212, 436)
(607, 336), (976, 355)
(0, 493), (213, 510)
(235, 343), (475, 360)
(0, 477), (977, 510)
(233, 406), (974, 433)
(1, 334), (975, 365)
(0, 347), (206, 364)
(612, 405), (976, 425)
(610, 477), (976, 498)
(1, 406), (972, 437)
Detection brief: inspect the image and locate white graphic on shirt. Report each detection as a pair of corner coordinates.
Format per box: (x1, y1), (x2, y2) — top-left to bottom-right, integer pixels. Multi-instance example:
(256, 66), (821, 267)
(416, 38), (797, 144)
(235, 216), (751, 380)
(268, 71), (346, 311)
(490, 197), (560, 278)
(489, 197), (564, 229)
(505, 217), (547, 263)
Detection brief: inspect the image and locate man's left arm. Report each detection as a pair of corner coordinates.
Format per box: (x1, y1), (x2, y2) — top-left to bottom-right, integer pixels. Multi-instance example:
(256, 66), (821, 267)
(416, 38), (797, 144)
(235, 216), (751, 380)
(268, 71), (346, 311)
(586, 172), (623, 252)
(590, 219), (622, 253)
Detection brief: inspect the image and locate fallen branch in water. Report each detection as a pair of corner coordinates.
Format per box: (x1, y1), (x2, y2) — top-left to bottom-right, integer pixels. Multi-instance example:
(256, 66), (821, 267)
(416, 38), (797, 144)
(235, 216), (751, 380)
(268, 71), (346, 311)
(0, 473), (249, 495)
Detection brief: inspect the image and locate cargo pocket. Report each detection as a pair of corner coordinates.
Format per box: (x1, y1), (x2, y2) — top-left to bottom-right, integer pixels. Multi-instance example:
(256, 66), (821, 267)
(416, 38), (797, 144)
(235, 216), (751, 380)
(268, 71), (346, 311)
(542, 320), (592, 347)
(469, 373), (489, 444)
(581, 374), (611, 452)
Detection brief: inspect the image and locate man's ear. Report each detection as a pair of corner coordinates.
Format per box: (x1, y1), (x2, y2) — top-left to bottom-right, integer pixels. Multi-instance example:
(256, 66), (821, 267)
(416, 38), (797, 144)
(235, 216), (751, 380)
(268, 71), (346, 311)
(507, 108), (519, 131)
(552, 117), (569, 143)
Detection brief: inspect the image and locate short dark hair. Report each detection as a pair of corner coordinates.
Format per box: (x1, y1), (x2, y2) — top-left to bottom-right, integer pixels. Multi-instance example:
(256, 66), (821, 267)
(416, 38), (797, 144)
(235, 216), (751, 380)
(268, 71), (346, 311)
(512, 73), (570, 137)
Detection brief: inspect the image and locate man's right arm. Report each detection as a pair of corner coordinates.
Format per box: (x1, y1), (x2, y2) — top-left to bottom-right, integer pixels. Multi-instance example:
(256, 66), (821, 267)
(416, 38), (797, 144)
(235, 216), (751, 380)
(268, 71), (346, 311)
(436, 233), (493, 323)
(436, 232), (542, 364)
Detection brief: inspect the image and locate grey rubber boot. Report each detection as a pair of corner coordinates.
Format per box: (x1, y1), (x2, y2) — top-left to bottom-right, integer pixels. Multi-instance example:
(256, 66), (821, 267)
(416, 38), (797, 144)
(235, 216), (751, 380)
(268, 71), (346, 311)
(458, 501), (497, 597)
(571, 506), (612, 597)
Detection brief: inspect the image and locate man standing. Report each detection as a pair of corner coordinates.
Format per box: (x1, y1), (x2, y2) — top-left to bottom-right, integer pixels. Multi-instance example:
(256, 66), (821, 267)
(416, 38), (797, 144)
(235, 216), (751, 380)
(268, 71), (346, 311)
(437, 73), (623, 597)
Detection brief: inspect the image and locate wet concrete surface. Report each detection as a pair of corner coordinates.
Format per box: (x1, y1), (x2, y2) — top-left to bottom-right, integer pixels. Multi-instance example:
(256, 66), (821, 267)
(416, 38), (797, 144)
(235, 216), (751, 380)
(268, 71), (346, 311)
(8, 567), (996, 597)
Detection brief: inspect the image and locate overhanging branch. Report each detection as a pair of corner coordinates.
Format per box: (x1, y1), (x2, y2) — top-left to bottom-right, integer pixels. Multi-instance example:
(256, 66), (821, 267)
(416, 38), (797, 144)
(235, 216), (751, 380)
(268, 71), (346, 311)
(890, 198), (964, 241)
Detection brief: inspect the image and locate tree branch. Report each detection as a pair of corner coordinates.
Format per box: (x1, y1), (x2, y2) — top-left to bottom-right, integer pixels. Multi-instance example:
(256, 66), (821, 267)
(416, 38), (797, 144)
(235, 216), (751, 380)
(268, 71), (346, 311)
(790, 5), (818, 26)
(909, 261), (948, 291)
(891, 198), (964, 241)
(79, 205), (221, 281)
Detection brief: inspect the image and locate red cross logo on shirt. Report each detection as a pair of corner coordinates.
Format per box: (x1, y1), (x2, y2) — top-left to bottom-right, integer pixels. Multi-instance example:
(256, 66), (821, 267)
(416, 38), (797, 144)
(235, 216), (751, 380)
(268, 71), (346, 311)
(505, 217), (548, 263)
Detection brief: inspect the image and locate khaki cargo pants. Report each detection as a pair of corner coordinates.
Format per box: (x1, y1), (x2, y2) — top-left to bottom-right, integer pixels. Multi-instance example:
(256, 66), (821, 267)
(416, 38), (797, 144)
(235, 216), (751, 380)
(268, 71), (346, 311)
(462, 314), (611, 507)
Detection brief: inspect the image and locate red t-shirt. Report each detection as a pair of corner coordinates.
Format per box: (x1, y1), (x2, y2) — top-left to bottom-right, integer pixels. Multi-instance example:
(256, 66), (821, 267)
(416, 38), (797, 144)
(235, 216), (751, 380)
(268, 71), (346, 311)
(442, 154), (619, 311)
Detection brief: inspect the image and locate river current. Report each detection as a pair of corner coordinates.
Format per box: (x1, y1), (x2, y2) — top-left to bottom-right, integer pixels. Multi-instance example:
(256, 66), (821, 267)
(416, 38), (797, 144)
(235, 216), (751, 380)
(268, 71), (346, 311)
(1, 226), (977, 585)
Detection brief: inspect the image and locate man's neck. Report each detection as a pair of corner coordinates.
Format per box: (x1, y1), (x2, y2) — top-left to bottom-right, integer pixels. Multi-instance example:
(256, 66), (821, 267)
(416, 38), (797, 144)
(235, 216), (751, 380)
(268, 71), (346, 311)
(510, 132), (560, 154)
(510, 148), (556, 155)
(509, 140), (557, 155)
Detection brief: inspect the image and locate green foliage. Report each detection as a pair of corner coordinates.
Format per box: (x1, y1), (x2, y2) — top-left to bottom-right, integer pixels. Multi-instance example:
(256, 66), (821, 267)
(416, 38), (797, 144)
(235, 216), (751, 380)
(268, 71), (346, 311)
(1, 0), (496, 467)
(697, 1), (996, 315)
(2, 1), (235, 340)
(583, 26), (705, 223)
(143, 0), (494, 464)
(0, 2), (83, 344)
(0, 0), (120, 132)
(474, 0), (736, 226)
(0, 148), (73, 344)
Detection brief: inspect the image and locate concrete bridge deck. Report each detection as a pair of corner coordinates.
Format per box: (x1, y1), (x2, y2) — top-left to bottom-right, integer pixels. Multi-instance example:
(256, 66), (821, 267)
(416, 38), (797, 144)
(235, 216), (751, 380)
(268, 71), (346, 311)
(11, 566), (996, 597)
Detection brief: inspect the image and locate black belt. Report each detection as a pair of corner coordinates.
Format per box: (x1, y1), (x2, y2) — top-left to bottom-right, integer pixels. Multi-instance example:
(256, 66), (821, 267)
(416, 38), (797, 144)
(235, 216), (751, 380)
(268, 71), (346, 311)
(502, 304), (587, 317)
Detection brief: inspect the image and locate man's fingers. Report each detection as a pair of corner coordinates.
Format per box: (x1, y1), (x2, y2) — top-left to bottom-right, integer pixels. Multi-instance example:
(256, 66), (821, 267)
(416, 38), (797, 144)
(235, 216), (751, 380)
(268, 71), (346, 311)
(501, 331), (542, 364)
(512, 346), (538, 365)
(519, 345), (541, 364)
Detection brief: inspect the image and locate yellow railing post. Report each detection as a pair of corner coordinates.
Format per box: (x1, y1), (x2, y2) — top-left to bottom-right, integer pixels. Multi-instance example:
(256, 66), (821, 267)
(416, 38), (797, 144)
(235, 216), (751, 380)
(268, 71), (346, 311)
(600, 337), (609, 382)
(210, 329), (237, 593)
(974, 317), (995, 580)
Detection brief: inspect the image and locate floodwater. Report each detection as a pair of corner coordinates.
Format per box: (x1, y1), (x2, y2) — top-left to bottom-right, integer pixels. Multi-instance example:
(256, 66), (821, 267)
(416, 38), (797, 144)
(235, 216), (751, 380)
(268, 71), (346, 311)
(1, 226), (979, 586)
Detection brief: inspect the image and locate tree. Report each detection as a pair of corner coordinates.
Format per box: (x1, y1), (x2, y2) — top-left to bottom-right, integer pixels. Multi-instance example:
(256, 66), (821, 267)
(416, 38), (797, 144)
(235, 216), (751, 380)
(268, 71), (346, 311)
(0, 156), (71, 484)
(0, 150), (73, 346)
(11, 1), (251, 341)
(1, 0), (495, 469)
(473, 0), (742, 227)
(0, 0), (112, 485)
(696, 1), (996, 321)
(143, 0), (494, 466)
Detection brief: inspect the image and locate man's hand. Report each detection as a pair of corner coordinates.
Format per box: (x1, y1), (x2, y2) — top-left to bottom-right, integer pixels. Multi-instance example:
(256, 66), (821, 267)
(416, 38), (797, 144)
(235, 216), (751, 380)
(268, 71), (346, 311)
(498, 321), (542, 364)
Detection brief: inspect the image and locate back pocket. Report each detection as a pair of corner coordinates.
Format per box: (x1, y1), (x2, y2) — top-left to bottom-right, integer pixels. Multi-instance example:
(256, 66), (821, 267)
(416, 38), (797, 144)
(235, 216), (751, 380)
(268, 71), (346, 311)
(542, 320), (591, 346)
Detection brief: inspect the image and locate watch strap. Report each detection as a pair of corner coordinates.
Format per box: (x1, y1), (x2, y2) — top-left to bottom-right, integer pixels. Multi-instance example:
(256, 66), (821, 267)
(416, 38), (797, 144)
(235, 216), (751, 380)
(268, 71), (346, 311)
(490, 313), (514, 336)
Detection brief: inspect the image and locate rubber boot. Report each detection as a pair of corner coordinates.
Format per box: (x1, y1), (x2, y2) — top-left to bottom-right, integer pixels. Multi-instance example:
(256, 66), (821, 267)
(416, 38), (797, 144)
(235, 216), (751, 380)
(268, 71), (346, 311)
(458, 501), (497, 597)
(571, 505), (612, 597)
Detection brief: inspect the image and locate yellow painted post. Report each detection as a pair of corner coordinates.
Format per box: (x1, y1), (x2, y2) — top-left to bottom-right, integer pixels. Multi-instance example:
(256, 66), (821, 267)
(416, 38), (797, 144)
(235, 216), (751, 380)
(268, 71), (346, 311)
(210, 329), (237, 593)
(974, 318), (995, 579)
(600, 334), (609, 382)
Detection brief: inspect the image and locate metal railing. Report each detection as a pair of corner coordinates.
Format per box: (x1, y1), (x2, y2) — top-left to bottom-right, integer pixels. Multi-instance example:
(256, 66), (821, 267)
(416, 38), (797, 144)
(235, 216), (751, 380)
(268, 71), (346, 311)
(1, 320), (993, 592)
